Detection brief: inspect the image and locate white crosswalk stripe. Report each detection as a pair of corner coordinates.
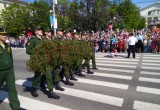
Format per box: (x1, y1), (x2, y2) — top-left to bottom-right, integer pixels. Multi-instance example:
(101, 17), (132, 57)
(140, 71), (160, 76)
(137, 86), (160, 95)
(85, 72), (132, 80)
(0, 91), (71, 110)
(93, 60), (137, 64)
(95, 63), (136, 68)
(134, 100), (160, 110)
(96, 57), (139, 61)
(139, 77), (160, 83)
(98, 67), (135, 73)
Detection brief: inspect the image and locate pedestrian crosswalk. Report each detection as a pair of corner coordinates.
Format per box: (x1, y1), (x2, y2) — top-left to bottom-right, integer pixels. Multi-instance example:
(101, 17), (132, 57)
(1, 52), (160, 110)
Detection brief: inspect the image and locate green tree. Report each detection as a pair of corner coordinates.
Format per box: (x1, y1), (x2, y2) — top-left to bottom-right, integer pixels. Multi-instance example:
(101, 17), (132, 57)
(1, 3), (29, 37)
(117, 0), (142, 29)
(28, 0), (50, 29)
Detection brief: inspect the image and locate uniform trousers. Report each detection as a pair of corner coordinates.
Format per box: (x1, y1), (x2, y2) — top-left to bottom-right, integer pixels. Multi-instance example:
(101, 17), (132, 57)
(0, 67), (20, 110)
(32, 70), (53, 89)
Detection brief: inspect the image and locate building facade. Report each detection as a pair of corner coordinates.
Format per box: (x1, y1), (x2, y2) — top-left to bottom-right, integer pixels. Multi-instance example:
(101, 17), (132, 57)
(140, 2), (160, 29)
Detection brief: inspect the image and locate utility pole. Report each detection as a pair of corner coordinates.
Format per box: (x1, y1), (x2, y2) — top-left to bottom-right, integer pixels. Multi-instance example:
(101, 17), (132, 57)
(52, 0), (57, 37)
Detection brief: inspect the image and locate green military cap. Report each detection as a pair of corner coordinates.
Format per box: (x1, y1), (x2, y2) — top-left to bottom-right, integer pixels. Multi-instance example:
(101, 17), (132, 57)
(57, 28), (63, 32)
(44, 28), (51, 32)
(73, 32), (79, 35)
(65, 28), (72, 34)
(34, 26), (42, 31)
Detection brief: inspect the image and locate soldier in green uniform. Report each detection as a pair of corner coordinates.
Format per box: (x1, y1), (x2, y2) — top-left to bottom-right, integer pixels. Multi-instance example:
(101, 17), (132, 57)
(65, 30), (78, 81)
(42, 28), (65, 91)
(81, 33), (94, 74)
(0, 32), (25, 110)
(26, 27), (60, 99)
(90, 35), (98, 69)
(56, 28), (74, 86)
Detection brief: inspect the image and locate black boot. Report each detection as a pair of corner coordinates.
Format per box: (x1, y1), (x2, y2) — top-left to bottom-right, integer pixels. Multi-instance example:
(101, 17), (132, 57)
(48, 89), (60, 99)
(18, 108), (26, 110)
(87, 71), (94, 74)
(31, 87), (38, 97)
(55, 81), (65, 91)
(78, 69), (85, 77)
(70, 74), (78, 81)
(92, 67), (98, 70)
(65, 78), (74, 86)
(40, 83), (46, 90)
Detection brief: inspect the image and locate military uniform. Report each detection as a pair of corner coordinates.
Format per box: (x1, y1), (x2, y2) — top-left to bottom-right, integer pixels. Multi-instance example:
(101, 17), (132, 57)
(26, 27), (60, 99)
(0, 34), (20, 110)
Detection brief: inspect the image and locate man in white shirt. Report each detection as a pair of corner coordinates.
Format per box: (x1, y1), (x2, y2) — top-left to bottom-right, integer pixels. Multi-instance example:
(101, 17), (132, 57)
(127, 33), (138, 58)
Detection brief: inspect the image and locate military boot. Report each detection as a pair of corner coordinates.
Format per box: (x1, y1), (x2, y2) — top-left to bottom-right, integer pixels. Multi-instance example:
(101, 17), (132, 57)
(65, 78), (74, 86)
(48, 89), (60, 99)
(78, 69), (85, 77)
(70, 74), (78, 81)
(87, 70), (94, 74)
(31, 87), (38, 97)
(55, 81), (65, 91)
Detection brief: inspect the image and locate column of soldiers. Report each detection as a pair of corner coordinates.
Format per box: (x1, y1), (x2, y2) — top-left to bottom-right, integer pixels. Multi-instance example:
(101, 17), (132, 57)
(26, 27), (98, 99)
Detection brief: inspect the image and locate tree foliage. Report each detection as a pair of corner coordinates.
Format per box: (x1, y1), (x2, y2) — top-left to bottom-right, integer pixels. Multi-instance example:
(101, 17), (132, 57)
(0, 0), (145, 37)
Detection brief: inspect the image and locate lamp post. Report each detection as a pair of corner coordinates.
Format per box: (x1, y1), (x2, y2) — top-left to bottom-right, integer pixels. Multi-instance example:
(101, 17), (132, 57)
(52, 0), (57, 37)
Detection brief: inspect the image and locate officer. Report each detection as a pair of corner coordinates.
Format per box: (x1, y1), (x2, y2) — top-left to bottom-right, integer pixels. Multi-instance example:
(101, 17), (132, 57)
(26, 26), (60, 99)
(0, 32), (25, 110)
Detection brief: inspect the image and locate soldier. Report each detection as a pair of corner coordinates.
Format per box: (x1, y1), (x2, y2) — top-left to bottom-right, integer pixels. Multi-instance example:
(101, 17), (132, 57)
(26, 26), (60, 99)
(82, 34), (94, 74)
(65, 30), (78, 81)
(0, 32), (25, 110)
(55, 28), (74, 86)
(44, 28), (65, 91)
(73, 32), (86, 77)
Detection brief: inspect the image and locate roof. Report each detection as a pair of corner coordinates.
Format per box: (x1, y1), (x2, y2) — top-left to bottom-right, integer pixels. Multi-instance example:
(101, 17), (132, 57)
(140, 2), (160, 12)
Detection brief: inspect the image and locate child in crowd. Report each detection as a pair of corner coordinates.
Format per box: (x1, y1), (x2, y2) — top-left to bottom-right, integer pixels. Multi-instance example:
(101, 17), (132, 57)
(110, 46), (117, 58)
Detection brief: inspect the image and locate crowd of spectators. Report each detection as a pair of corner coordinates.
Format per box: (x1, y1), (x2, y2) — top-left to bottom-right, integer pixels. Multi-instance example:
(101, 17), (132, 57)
(93, 28), (160, 54)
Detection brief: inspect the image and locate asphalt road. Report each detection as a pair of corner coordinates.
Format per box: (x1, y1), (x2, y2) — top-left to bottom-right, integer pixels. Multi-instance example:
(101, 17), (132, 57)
(1, 48), (160, 110)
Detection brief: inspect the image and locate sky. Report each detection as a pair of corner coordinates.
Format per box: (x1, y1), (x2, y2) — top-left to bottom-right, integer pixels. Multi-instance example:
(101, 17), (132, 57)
(22, 0), (159, 9)
(132, 0), (159, 9)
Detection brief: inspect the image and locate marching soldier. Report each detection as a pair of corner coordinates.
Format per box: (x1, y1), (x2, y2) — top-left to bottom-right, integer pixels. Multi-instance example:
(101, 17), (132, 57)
(0, 32), (25, 110)
(26, 26), (60, 99)
(55, 28), (74, 86)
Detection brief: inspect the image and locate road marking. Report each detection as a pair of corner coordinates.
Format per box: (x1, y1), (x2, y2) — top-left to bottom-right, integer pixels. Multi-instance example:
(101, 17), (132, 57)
(143, 54), (160, 56)
(96, 57), (139, 61)
(139, 77), (160, 83)
(137, 86), (160, 95)
(16, 79), (124, 107)
(76, 78), (128, 89)
(94, 63), (136, 68)
(141, 66), (160, 70)
(98, 67), (134, 73)
(140, 71), (160, 76)
(142, 63), (160, 66)
(85, 72), (132, 80)
(93, 60), (137, 64)
(0, 91), (71, 110)
(143, 60), (160, 63)
(15, 50), (26, 56)
(143, 57), (160, 60)
(134, 100), (160, 110)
